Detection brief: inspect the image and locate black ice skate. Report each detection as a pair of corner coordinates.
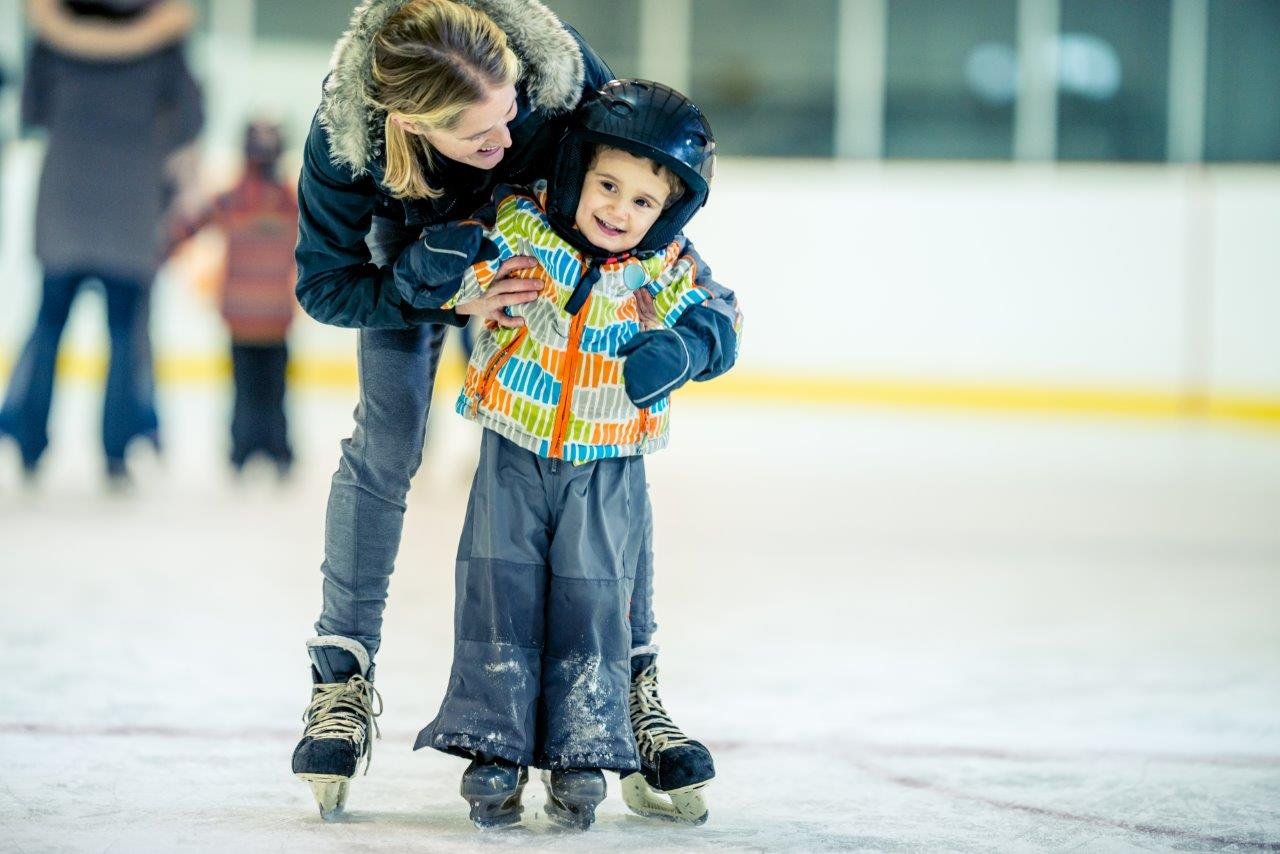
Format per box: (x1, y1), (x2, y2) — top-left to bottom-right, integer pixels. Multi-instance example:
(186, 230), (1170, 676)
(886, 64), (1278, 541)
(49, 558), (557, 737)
(541, 768), (607, 830)
(291, 636), (381, 820)
(461, 756), (528, 829)
(621, 648), (714, 825)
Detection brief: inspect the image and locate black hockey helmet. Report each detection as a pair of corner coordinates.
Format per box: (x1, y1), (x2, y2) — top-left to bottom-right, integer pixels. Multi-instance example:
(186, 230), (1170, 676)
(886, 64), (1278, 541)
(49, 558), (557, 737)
(546, 79), (715, 256)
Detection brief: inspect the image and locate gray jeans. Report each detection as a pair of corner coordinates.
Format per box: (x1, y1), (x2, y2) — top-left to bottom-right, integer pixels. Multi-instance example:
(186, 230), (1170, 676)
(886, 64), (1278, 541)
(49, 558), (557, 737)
(314, 324), (657, 660)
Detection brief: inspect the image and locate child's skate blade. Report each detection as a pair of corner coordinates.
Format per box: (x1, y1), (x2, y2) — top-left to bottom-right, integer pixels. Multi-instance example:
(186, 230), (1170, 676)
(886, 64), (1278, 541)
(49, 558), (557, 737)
(621, 773), (709, 825)
(462, 782), (526, 829)
(299, 774), (350, 820)
(541, 770), (606, 831)
(543, 798), (600, 831)
(461, 764), (527, 830)
(468, 804), (522, 829)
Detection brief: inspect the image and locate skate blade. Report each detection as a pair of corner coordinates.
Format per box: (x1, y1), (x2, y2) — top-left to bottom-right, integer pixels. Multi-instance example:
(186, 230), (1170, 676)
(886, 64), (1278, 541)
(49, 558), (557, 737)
(465, 790), (525, 830)
(540, 771), (604, 831)
(462, 771), (527, 830)
(621, 773), (709, 825)
(543, 800), (599, 831)
(298, 773), (350, 820)
(468, 799), (524, 830)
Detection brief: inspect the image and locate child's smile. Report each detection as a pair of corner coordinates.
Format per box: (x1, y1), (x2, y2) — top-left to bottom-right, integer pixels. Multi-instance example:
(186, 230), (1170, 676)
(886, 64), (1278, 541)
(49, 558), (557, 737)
(592, 214), (625, 237)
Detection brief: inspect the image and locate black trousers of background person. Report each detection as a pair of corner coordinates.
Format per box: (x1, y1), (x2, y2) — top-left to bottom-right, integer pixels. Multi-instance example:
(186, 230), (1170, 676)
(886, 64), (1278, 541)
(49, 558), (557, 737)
(230, 341), (292, 470)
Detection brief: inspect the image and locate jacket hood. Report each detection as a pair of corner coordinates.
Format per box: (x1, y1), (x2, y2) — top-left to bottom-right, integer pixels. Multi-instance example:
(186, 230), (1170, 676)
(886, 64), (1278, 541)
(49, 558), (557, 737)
(318, 0), (586, 176)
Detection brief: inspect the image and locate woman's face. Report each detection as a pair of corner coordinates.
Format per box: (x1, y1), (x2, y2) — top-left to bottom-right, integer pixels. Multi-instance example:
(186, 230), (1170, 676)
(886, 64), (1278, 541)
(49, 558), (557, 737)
(409, 83), (518, 170)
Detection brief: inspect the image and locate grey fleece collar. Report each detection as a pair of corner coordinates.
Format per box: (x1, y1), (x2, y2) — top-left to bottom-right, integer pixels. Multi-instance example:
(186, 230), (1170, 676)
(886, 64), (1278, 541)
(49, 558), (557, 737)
(318, 0), (586, 175)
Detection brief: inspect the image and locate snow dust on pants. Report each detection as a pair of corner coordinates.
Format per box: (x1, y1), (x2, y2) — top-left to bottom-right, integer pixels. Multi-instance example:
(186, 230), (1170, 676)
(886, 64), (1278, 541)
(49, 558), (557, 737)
(415, 429), (643, 772)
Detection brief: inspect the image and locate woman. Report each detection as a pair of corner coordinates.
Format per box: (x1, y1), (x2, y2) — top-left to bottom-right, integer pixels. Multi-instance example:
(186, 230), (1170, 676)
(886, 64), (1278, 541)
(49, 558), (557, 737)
(289, 0), (740, 824)
(0, 0), (202, 486)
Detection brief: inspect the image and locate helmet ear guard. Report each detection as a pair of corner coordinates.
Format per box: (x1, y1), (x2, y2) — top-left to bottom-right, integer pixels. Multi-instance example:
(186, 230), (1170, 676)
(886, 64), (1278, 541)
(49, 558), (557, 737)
(547, 80), (716, 256)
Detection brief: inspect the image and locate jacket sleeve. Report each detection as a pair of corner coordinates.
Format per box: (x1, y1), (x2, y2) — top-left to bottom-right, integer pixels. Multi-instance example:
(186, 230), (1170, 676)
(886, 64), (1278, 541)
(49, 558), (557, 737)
(667, 237), (742, 383)
(645, 250), (710, 327)
(398, 191), (545, 311)
(391, 211), (505, 311)
(294, 112), (463, 328)
(616, 238), (741, 408)
(163, 194), (219, 258)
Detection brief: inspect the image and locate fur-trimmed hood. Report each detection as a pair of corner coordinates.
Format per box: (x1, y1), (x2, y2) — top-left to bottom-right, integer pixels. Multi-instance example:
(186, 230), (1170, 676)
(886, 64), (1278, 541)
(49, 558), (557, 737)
(318, 0), (586, 176)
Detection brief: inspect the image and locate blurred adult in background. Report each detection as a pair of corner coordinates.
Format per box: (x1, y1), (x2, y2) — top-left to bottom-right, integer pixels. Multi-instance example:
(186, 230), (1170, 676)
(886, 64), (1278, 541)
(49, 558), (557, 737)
(0, 65), (8, 235)
(0, 0), (203, 487)
(169, 121), (298, 478)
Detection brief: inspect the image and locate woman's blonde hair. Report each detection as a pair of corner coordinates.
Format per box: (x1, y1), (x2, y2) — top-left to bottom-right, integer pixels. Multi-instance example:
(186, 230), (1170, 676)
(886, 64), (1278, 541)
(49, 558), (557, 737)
(370, 0), (521, 199)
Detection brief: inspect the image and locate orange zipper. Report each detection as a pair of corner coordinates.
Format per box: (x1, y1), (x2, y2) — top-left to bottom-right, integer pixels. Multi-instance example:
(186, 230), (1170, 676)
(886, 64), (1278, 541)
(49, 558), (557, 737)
(549, 294), (591, 459)
(470, 327), (527, 417)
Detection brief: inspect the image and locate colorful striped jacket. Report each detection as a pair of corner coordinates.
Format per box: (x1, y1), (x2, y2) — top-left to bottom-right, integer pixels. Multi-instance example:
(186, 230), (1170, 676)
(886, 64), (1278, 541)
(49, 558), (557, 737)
(170, 174), (298, 343)
(401, 183), (715, 463)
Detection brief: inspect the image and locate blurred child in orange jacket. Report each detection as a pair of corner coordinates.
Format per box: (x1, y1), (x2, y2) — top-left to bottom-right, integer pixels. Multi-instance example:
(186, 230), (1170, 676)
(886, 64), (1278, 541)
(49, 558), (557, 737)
(171, 121), (298, 475)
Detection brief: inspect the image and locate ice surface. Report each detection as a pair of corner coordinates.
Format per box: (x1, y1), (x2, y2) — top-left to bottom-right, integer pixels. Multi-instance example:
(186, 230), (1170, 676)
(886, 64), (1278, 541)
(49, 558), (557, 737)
(2, 385), (1279, 851)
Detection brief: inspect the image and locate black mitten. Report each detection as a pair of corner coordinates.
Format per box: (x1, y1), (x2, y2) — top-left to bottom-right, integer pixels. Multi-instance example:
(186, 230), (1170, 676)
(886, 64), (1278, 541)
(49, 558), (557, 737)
(618, 326), (709, 408)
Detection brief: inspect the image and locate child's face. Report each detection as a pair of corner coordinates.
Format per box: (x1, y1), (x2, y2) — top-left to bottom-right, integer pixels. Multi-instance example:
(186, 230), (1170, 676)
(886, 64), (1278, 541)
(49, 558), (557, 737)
(573, 149), (672, 254)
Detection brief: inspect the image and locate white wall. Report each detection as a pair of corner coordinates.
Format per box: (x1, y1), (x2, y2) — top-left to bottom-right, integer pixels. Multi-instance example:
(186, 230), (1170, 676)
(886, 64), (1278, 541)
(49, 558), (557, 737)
(1205, 171), (1280, 396)
(2, 145), (1278, 400)
(684, 160), (1280, 398)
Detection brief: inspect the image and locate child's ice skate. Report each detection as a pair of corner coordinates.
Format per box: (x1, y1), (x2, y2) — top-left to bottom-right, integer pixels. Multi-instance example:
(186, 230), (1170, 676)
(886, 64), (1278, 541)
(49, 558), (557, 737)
(541, 768), (607, 830)
(291, 636), (381, 820)
(461, 756), (528, 829)
(621, 649), (714, 825)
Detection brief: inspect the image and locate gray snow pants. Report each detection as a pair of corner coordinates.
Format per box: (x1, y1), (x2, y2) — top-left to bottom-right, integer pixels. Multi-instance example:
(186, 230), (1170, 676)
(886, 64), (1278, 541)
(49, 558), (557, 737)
(414, 430), (643, 772)
(313, 324), (658, 661)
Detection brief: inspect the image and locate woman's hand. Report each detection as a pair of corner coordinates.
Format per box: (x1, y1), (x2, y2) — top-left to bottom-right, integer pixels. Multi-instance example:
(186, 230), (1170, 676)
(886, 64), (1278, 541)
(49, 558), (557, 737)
(454, 256), (540, 328)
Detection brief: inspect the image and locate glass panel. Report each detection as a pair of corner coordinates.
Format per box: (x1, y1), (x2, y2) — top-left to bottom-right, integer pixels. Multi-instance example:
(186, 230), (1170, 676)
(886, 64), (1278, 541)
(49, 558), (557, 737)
(1204, 0), (1280, 162)
(255, 0), (360, 43)
(246, 1), (640, 82)
(1056, 0), (1170, 161)
(690, 0), (838, 157)
(884, 0), (1017, 160)
(543, 0), (641, 79)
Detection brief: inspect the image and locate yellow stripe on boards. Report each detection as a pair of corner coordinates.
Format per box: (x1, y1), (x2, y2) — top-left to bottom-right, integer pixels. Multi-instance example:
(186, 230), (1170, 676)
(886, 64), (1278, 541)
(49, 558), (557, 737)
(682, 373), (1183, 415)
(1, 350), (1277, 429)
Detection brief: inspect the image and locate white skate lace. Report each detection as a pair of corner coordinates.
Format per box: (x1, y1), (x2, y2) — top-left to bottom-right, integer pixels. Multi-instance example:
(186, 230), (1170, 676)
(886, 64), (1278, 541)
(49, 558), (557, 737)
(629, 663), (691, 762)
(302, 675), (383, 772)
